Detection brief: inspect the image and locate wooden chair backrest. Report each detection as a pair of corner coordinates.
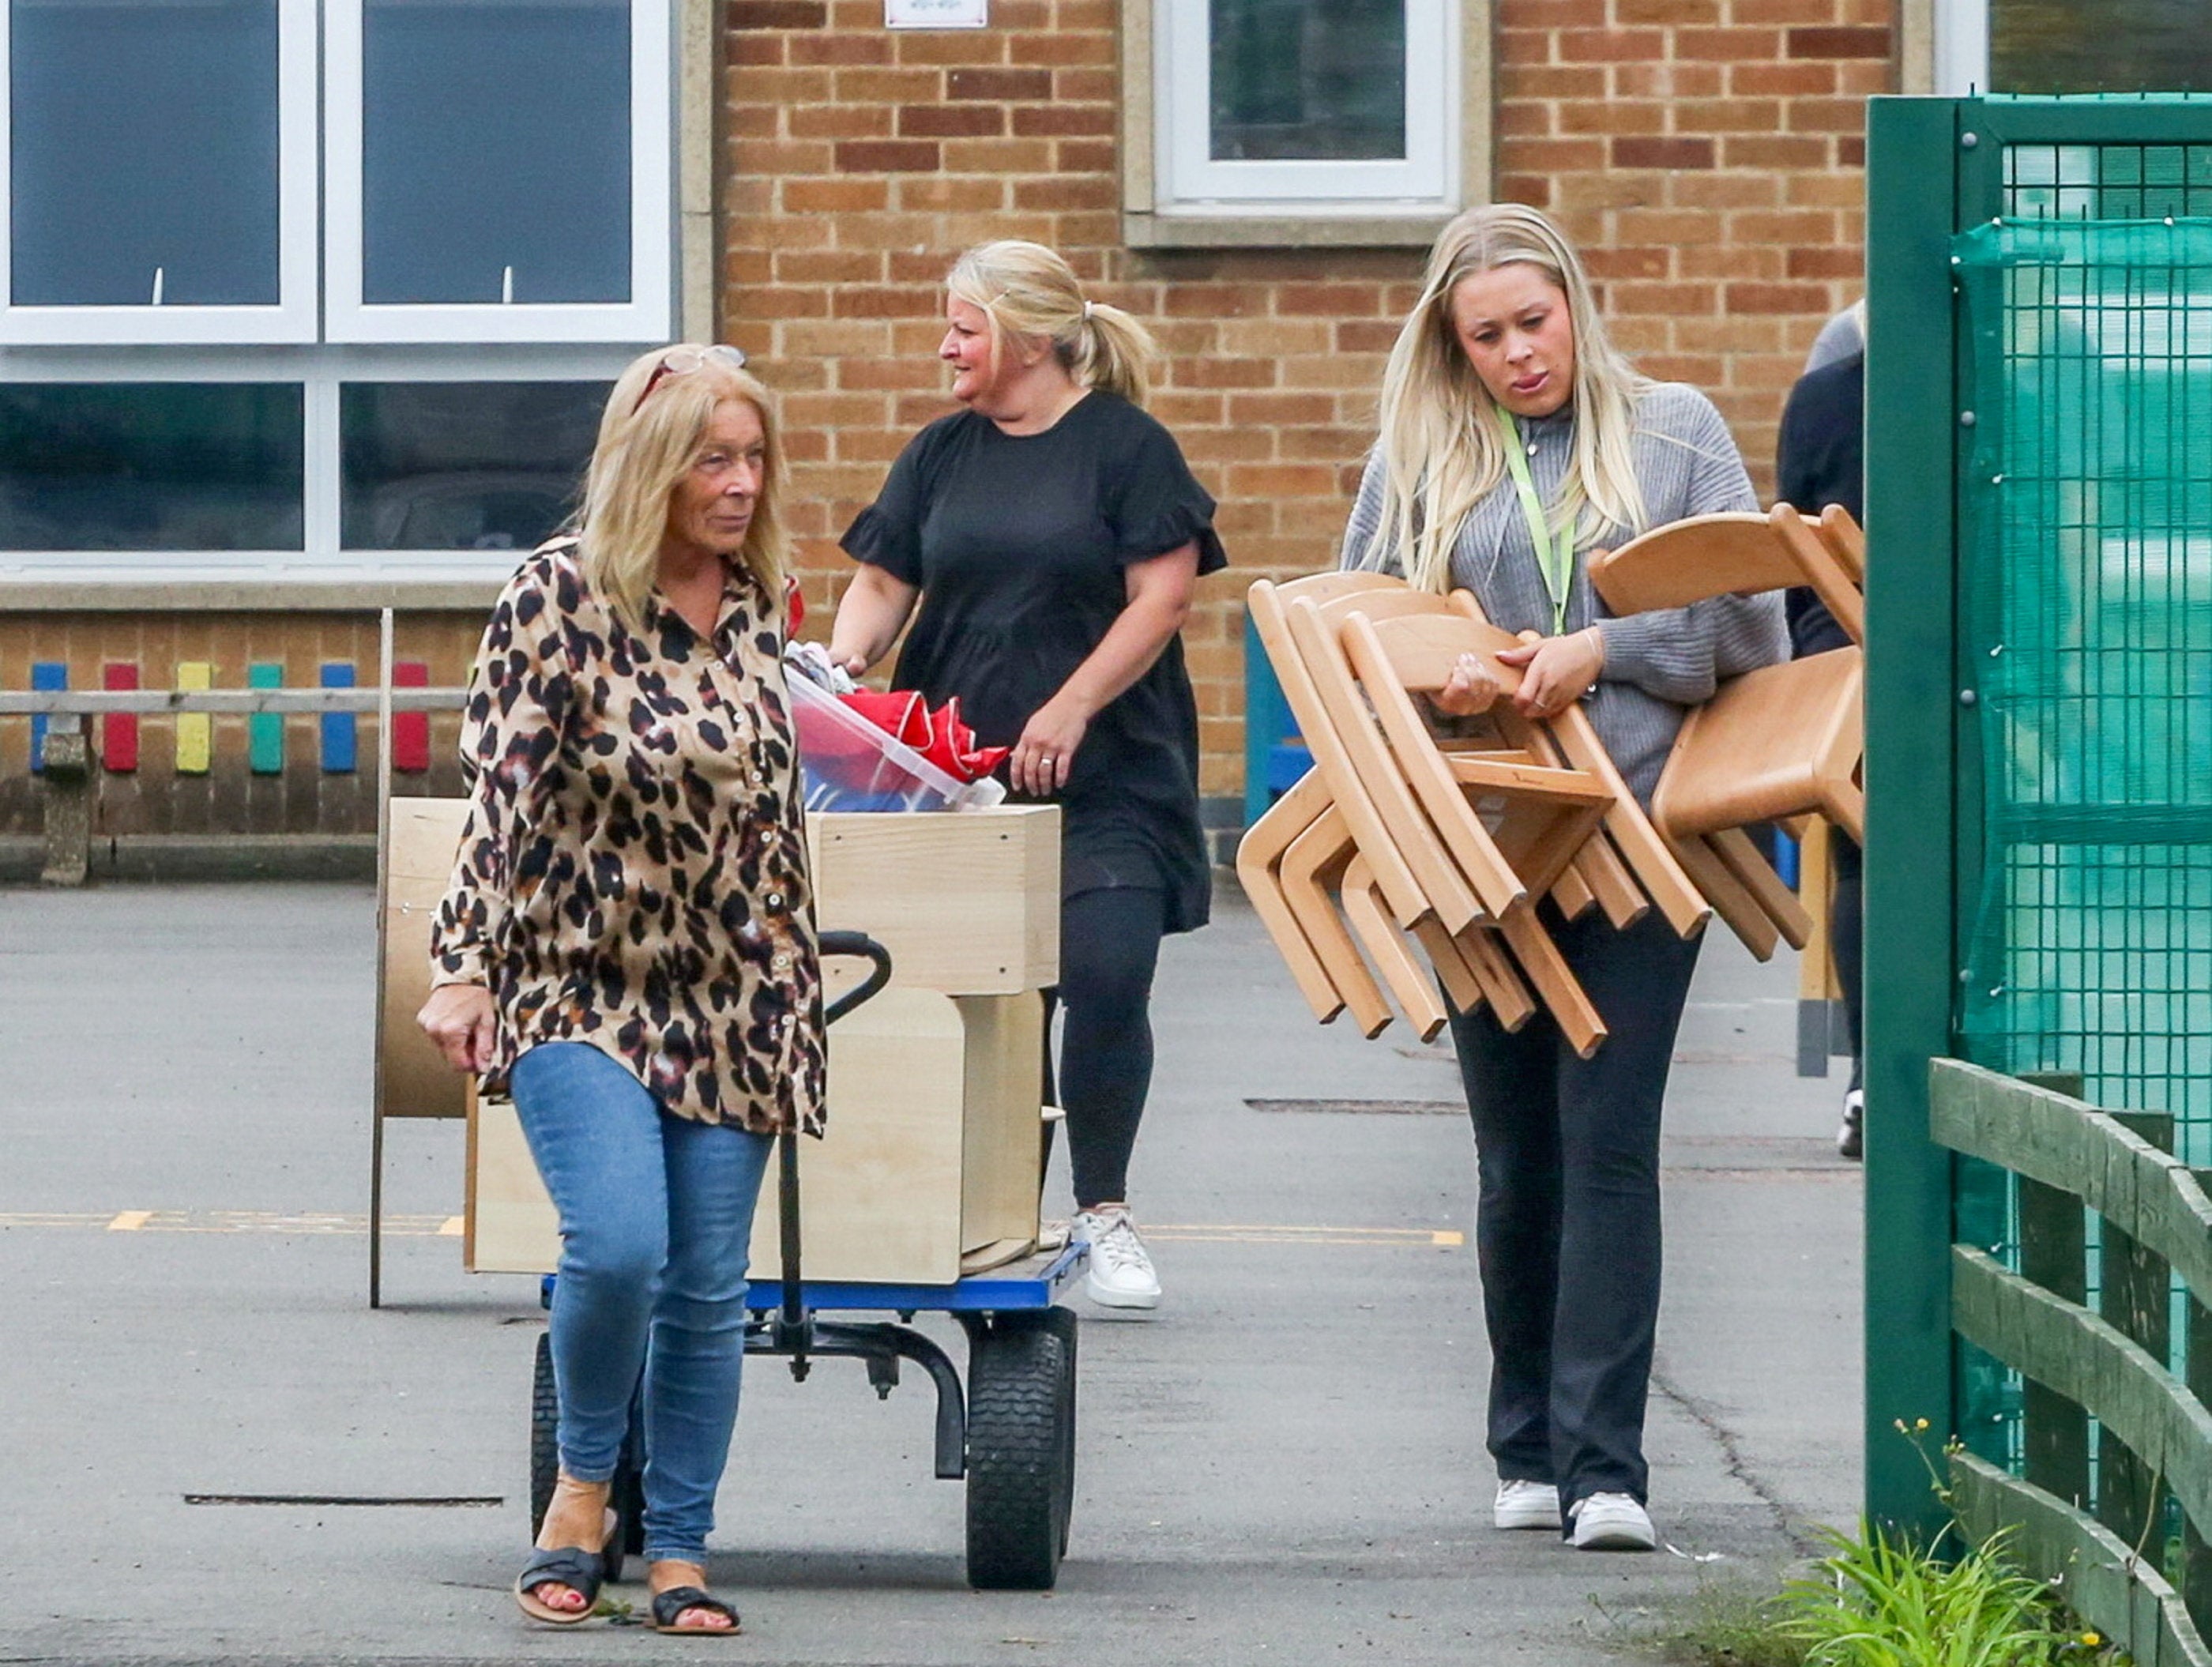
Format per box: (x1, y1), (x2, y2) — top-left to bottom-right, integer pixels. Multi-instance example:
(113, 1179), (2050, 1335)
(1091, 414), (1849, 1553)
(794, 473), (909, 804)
(1359, 611), (1528, 694)
(1586, 513), (1802, 616)
(1768, 503), (1865, 646)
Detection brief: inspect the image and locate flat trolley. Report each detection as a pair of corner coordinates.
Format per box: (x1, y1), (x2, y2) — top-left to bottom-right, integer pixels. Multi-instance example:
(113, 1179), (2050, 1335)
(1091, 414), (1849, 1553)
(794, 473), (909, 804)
(525, 931), (1087, 1593)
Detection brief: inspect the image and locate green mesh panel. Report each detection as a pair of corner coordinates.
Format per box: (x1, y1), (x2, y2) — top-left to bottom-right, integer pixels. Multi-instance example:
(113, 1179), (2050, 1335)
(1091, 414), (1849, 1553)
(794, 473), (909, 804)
(1954, 217), (2212, 1161)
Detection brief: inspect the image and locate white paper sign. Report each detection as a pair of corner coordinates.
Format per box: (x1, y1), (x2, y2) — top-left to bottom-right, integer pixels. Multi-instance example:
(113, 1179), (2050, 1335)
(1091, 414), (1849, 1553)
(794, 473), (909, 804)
(886, 0), (986, 25)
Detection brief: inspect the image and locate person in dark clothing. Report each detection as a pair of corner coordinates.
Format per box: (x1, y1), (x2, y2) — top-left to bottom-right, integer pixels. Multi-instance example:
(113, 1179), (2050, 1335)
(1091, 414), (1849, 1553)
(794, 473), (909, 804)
(829, 239), (1226, 1311)
(1775, 341), (1866, 1159)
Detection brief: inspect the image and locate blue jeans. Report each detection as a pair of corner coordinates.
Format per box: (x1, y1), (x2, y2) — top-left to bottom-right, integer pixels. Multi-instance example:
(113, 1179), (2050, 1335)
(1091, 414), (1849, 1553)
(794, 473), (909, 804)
(510, 1041), (774, 1564)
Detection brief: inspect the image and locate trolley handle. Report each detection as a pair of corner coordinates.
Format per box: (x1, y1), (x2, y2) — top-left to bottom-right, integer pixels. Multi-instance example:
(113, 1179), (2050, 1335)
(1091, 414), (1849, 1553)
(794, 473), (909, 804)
(819, 930), (893, 1026)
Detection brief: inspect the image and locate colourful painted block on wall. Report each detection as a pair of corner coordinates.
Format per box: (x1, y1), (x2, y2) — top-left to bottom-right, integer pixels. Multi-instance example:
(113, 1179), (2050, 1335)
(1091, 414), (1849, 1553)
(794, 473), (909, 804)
(248, 664), (284, 775)
(321, 663), (356, 773)
(102, 663), (139, 773)
(175, 663), (213, 774)
(393, 661), (431, 773)
(30, 662), (63, 773)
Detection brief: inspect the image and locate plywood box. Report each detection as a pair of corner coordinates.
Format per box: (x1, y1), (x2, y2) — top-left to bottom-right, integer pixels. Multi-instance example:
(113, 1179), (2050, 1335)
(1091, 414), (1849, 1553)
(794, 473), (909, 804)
(807, 805), (1059, 994)
(467, 988), (1046, 1285)
(380, 797), (473, 1121)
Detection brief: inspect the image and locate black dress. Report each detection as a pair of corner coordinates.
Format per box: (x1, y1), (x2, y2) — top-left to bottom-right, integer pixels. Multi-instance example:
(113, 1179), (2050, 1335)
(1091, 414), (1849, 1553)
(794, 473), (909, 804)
(841, 391), (1228, 934)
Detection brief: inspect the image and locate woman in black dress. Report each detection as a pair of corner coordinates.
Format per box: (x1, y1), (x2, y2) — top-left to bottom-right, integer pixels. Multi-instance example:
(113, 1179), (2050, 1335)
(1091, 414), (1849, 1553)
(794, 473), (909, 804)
(829, 239), (1226, 1309)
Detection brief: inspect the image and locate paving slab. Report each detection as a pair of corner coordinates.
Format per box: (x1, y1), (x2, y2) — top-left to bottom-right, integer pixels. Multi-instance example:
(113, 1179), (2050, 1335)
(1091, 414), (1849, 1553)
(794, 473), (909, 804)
(0, 879), (1860, 1665)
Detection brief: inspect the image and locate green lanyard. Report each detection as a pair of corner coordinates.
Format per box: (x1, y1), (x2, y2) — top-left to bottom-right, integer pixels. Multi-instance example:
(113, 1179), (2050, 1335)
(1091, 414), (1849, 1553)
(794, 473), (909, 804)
(1492, 405), (1572, 635)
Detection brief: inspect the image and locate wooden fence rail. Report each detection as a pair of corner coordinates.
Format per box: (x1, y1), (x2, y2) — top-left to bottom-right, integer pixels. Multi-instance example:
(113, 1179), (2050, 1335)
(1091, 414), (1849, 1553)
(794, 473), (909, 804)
(1930, 1058), (2212, 1666)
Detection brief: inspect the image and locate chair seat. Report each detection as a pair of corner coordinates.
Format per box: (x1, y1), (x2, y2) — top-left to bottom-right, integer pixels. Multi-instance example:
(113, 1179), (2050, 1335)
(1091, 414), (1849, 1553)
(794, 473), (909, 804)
(1653, 649), (1863, 839)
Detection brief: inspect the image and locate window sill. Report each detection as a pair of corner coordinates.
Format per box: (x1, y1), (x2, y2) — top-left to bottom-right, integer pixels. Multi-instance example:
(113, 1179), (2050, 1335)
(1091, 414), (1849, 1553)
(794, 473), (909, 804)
(0, 572), (505, 611)
(1123, 209), (1460, 250)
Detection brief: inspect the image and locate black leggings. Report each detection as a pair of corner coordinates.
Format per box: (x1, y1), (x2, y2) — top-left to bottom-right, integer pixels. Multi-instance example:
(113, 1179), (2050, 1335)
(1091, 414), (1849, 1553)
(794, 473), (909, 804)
(1041, 885), (1168, 1210)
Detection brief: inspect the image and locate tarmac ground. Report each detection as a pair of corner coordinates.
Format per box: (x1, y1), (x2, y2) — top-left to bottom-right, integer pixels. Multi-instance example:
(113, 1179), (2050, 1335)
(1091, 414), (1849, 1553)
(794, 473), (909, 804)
(0, 879), (1862, 1665)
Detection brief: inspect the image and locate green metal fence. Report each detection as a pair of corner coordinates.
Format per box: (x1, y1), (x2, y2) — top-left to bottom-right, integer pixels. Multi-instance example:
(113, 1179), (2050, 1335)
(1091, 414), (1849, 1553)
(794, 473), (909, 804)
(1868, 96), (2212, 1539)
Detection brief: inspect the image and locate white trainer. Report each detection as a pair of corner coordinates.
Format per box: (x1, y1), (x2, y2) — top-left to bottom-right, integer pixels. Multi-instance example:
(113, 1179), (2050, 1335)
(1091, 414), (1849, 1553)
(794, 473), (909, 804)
(1072, 1206), (1161, 1309)
(1568, 1492), (1656, 1551)
(1838, 1088), (1864, 1161)
(1493, 1480), (1562, 1531)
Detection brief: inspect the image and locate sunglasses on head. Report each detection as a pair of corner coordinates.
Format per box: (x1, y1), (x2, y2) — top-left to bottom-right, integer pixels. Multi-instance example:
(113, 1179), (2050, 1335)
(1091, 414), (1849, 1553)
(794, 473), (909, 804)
(633, 344), (749, 415)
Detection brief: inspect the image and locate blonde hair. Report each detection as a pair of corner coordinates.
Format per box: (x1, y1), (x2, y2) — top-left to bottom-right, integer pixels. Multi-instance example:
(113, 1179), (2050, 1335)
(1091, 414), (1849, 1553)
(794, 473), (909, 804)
(576, 345), (790, 623)
(946, 239), (1161, 408)
(1364, 204), (1652, 594)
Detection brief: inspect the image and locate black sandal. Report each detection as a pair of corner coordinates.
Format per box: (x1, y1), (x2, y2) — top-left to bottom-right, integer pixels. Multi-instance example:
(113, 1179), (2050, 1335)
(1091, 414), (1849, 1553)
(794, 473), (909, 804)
(649, 1585), (742, 1635)
(515, 1545), (606, 1624)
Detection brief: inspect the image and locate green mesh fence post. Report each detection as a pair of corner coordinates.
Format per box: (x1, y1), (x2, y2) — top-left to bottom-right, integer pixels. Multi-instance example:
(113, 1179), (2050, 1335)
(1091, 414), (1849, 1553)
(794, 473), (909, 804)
(1865, 94), (1968, 1543)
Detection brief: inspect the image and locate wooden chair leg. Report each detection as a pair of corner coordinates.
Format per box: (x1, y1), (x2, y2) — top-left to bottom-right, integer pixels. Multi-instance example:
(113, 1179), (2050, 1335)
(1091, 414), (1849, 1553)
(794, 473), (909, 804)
(1412, 914), (1488, 1018)
(1456, 924), (1538, 1033)
(1496, 901), (1608, 1059)
(1665, 831), (1780, 961)
(1233, 775), (1347, 1024)
(1550, 860), (1597, 921)
(1707, 827), (1814, 950)
(1281, 809), (1394, 1038)
(1573, 834), (1650, 929)
(1342, 856), (1449, 1043)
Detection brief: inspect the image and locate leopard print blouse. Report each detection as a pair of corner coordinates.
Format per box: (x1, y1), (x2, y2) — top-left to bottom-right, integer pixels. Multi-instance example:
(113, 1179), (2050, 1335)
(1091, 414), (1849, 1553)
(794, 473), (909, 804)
(430, 539), (826, 1136)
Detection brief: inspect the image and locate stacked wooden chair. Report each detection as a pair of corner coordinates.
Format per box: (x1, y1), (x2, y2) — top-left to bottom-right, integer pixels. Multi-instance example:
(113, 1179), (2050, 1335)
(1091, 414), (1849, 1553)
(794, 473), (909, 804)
(1238, 504), (1867, 1053)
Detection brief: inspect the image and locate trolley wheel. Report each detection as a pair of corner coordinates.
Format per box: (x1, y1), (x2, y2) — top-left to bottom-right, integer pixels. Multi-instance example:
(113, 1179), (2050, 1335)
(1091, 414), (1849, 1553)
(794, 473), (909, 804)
(965, 1307), (1078, 1591)
(528, 1331), (635, 1586)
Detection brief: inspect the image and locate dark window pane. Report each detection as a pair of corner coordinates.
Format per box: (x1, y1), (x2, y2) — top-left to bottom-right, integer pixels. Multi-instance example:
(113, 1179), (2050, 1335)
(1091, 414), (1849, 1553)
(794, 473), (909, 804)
(10, 0), (280, 307)
(0, 385), (303, 549)
(363, 0), (630, 305)
(1210, 0), (1405, 162)
(1992, 0), (2212, 93)
(341, 382), (608, 550)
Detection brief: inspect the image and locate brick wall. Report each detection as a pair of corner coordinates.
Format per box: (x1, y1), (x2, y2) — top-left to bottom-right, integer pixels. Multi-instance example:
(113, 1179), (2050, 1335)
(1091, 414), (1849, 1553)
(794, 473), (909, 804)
(730, 0), (1894, 813)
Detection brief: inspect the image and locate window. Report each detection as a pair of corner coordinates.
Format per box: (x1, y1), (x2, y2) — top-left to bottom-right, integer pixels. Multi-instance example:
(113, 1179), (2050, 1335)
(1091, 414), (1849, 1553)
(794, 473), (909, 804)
(1123, 0), (1487, 247)
(0, 0), (318, 341)
(1931, 0), (2212, 95)
(325, 0), (670, 341)
(0, 0), (669, 346)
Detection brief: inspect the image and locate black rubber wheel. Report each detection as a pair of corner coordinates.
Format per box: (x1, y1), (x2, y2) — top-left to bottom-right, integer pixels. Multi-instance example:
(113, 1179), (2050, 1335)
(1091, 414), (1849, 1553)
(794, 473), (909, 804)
(529, 1333), (558, 1537)
(965, 1308), (1078, 1590)
(528, 1330), (632, 1585)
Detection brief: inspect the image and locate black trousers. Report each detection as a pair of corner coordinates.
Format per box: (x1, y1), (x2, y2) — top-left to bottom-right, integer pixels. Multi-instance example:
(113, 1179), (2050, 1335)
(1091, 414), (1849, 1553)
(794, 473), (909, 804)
(1449, 905), (1702, 1512)
(1040, 885), (1168, 1209)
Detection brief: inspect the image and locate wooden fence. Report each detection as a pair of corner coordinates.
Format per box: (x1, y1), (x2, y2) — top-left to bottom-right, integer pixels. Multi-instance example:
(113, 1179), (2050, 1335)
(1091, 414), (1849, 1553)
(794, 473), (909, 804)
(1931, 1058), (2212, 1666)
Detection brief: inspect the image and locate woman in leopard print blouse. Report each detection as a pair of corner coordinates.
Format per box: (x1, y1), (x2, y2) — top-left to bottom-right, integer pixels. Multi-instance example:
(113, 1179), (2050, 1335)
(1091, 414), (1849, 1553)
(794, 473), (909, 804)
(419, 344), (820, 1636)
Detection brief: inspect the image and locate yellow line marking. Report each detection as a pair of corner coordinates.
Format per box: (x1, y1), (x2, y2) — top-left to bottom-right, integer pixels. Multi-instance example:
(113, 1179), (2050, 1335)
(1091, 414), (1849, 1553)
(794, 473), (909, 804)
(438, 1216), (465, 1237)
(1431, 1230), (1465, 1247)
(107, 1210), (151, 1231)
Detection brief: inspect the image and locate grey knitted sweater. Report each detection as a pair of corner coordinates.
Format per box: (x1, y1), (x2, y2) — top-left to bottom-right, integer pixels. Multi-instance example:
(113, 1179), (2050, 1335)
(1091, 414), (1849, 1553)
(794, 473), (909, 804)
(1338, 382), (1788, 805)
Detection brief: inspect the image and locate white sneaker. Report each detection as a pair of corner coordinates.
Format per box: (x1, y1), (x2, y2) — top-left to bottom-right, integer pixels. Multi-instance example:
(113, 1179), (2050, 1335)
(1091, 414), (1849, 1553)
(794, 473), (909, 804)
(1568, 1492), (1656, 1551)
(1493, 1479), (1562, 1530)
(1072, 1206), (1161, 1309)
(1838, 1088), (1864, 1161)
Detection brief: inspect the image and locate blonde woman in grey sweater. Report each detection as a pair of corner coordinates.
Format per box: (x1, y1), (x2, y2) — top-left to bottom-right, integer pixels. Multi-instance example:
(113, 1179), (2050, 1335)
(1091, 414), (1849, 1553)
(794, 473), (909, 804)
(1341, 204), (1785, 1553)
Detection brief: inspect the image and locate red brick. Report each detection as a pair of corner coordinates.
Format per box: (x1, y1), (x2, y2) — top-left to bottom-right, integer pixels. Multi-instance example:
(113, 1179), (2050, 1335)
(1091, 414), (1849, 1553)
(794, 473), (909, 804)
(1556, 28), (1667, 61)
(1499, 64), (1608, 100)
(1497, 101), (1553, 139)
(1584, 245), (1673, 280)
(1675, 26), (1781, 56)
(1615, 0), (1720, 21)
(1009, 175), (1116, 213)
(1611, 137), (1716, 170)
(782, 177), (888, 213)
(1666, 172), (1780, 209)
(1729, 61), (1838, 96)
(1499, 0), (1607, 24)
(943, 137), (1055, 171)
(1277, 283), (1387, 317)
(1837, 134), (1867, 167)
(1612, 280), (1718, 314)
(1054, 69), (1116, 99)
(836, 139), (940, 172)
(894, 175), (1006, 211)
(897, 103), (1003, 137)
(1012, 103), (1115, 136)
(894, 30), (1006, 65)
(1786, 246), (1864, 280)
(1678, 243), (1784, 280)
(946, 66), (1052, 99)
(788, 31), (891, 62)
(830, 67), (942, 100)
(1787, 96), (1872, 133)
(1497, 175), (1556, 208)
(789, 103), (892, 138)
(1612, 62), (1724, 98)
(1725, 282), (1832, 314)
(1057, 139), (1115, 173)
(726, 32), (783, 65)
(1719, 134), (1830, 167)
(1007, 29), (1114, 64)
(773, 249), (885, 284)
(727, 0), (823, 24)
(1496, 137), (1608, 173)
(1788, 25), (1891, 57)
(1672, 99), (1784, 133)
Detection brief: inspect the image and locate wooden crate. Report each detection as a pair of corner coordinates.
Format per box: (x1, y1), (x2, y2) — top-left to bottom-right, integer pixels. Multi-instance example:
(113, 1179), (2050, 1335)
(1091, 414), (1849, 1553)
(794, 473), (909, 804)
(807, 805), (1059, 994)
(380, 798), (472, 1121)
(468, 988), (1046, 1285)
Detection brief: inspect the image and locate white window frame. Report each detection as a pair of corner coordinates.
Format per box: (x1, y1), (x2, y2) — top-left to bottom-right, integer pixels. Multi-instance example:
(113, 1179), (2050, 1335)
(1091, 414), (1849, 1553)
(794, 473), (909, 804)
(1157, 0), (1456, 211)
(0, 0), (319, 345)
(0, 344), (636, 582)
(324, 0), (673, 344)
(1932, 0), (1988, 96)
